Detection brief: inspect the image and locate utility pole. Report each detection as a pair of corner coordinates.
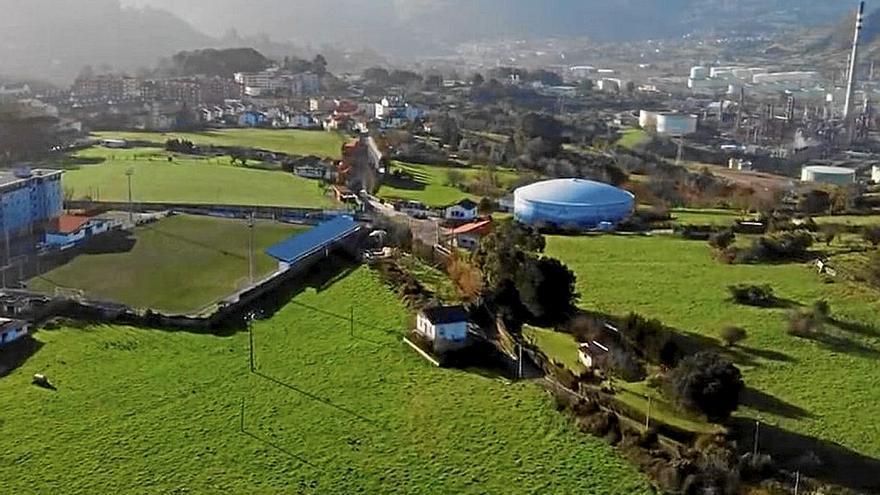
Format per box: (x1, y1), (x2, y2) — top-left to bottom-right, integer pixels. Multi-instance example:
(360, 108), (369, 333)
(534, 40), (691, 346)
(248, 211), (255, 284)
(645, 396), (653, 430)
(518, 343), (523, 379)
(753, 420), (761, 456)
(125, 168), (134, 224)
(794, 471), (800, 495)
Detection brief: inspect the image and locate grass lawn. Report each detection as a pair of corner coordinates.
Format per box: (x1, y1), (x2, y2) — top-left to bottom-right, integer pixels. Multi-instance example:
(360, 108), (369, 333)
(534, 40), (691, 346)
(378, 161), (523, 207)
(671, 208), (746, 226)
(61, 147), (334, 208)
(93, 129), (348, 159)
(524, 326), (585, 373)
(546, 234), (880, 459)
(814, 215), (880, 227)
(28, 215), (305, 314)
(617, 128), (649, 150)
(0, 267), (652, 494)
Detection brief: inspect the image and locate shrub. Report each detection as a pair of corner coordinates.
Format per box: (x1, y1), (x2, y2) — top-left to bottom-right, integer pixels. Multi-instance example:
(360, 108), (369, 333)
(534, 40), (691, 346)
(787, 309), (824, 338)
(728, 284), (777, 307)
(709, 229), (736, 250)
(667, 352), (743, 421)
(863, 226), (880, 247)
(734, 231), (814, 263)
(719, 326), (747, 347)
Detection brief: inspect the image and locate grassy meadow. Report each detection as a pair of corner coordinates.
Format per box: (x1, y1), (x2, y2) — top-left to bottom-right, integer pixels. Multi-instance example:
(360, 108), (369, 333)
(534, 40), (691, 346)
(2, 267), (652, 494)
(60, 147), (334, 208)
(378, 161), (524, 207)
(93, 129), (347, 159)
(545, 234), (880, 459)
(28, 215), (305, 314)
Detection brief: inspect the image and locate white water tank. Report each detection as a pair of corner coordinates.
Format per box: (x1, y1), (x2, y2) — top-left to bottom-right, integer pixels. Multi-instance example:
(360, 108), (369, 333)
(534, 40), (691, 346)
(690, 66), (707, 80)
(801, 165), (856, 186)
(656, 113), (698, 136)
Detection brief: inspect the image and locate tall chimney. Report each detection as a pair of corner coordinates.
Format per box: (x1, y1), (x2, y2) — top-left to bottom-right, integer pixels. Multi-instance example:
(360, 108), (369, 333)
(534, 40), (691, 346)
(844, 1), (866, 122)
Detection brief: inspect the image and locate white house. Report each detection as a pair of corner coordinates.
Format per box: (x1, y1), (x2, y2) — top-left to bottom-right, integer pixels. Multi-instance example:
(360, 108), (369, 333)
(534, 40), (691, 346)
(579, 341), (610, 369)
(0, 318), (29, 348)
(416, 306), (470, 353)
(444, 199), (479, 222)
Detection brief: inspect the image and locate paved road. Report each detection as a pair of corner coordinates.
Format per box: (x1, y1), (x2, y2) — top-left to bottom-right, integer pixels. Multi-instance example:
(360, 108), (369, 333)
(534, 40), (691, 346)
(364, 196), (443, 247)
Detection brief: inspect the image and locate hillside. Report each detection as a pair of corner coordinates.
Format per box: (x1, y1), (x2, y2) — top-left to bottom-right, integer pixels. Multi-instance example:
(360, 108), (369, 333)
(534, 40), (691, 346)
(0, 0), (212, 83)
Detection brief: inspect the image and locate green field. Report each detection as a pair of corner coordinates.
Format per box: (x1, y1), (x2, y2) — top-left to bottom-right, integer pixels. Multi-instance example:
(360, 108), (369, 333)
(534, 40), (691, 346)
(61, 147), (334, 208)
(378, 161), (523, 207)
(93, 129), (348, 159)
(1, 268), (652, 494)
(616, 128), (649, 150)
(814, 215), (880, 227)
(524, 326), (585, 373)
(546, 235), (880, 459)
(671, 208), (745, 226)
(28, 215), (305, 314)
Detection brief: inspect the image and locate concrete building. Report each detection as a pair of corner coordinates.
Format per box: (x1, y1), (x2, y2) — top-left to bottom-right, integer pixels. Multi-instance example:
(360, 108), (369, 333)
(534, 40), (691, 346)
(873, 165), (880, 183)
(0, 318), (29, 348)
(0, 168), (63, 236)
(800, 165), (857, 186)
(416, 306), (470, 353)
(44, 215), (114, 249)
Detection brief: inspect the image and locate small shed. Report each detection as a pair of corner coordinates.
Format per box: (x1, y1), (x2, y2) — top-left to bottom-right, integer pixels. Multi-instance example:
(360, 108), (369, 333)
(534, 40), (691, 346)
(579, 341), (610, 370)
(416, 305), (470, 353)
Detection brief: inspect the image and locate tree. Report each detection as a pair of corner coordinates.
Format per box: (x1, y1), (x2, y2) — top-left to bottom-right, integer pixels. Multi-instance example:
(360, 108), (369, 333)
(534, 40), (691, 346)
(424, 74), (443, 90)
(514, 113), (564, 158)
(475, 219), (545, 286)
(798, 189), (831, 215)
(445, 169), (465, 187)
(863, 226), (880, 247)
(668, 352), (743, 421)
(727, 284), (777, 307)
(625, 81), (636, 94)
(708, 229), (736, 251)
(478, 197), (494, 216)
(470, 73), (485, 86)
(362, 67), (390, 85)
(719, 326), (747, 347)
(514, 256), (578, 325)
(312, 54), (328, 76)
(820, 224), (840, 246)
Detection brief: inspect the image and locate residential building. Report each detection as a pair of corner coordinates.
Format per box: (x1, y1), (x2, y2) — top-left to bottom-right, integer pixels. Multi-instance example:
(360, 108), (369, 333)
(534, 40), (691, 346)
(416, 306), (470, 353)
(444, 199), (479, 222)
(0, 318), (29, 348)
(448, 219), (493, 251)
(0, 84), (31, 103)
(579, 341), (610, 370)
(235, 69), (320, 97)
(0, 168), (64, 236)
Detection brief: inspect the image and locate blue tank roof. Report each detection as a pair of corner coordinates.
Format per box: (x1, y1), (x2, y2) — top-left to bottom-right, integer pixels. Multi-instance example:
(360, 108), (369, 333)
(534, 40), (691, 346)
(515, 179), (634, 207)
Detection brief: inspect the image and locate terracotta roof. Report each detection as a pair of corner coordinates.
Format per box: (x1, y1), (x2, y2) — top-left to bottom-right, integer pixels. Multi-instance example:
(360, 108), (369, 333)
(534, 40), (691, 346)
(450, 219), (493, 236)
(53, 215), (92, 234)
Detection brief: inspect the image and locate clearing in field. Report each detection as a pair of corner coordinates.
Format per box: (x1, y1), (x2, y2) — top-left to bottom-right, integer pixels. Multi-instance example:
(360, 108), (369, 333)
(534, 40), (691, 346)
(378, 161), (524, 207)
(61, 147), (334, 208)
(28, 215), (306, 314)
(546, 234), (880, 460)
(1, 267), (653, 494)
(93, 128), (347, 159)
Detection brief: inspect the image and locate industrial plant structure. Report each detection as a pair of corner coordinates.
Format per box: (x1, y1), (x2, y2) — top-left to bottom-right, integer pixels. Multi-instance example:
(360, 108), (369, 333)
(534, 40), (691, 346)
(639, 110), (698, 136)
(513, 179), (635, 230)
(800, 165), (857, 186)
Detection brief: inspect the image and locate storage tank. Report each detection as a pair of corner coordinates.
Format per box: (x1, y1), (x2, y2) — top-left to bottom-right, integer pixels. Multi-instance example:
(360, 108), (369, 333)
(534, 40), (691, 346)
(689, 66), (707, 81)
(800, 165), (856, 186)
(656, 113), (698, 136)
(639, 110), (659, 129)
(514, 179), (635, 230)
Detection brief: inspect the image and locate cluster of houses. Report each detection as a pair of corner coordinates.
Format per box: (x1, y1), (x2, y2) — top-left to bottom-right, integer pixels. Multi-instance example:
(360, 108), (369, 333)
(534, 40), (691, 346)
(312, 96), (425, 131)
